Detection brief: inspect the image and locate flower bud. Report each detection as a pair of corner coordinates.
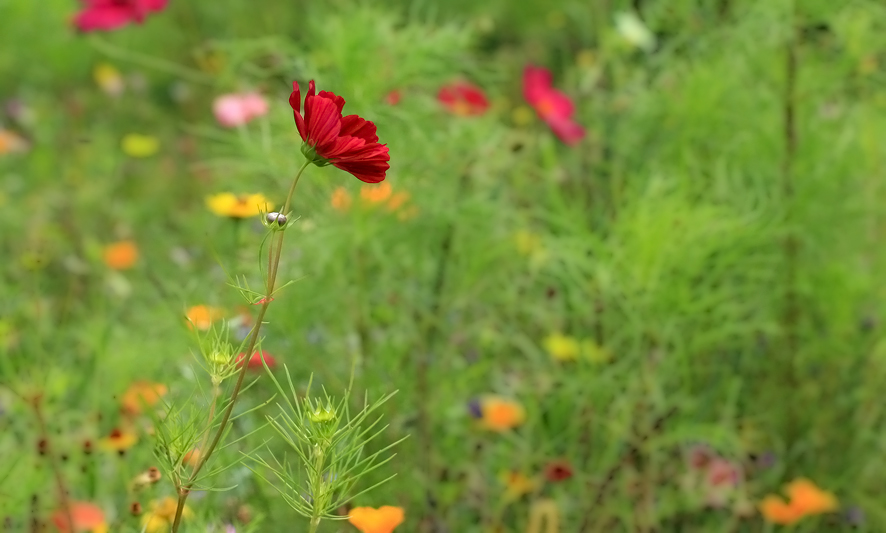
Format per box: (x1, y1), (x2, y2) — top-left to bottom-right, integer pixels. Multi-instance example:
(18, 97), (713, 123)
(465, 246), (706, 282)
(266, 212), (287, 227)
(308, 405), (336, 424)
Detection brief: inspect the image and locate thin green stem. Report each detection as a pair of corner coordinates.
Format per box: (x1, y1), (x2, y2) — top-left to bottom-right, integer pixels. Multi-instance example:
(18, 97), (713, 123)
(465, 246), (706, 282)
(88, 35), (214, 85)
(170, 159), (311, 532)
(31, 396), (74, 533)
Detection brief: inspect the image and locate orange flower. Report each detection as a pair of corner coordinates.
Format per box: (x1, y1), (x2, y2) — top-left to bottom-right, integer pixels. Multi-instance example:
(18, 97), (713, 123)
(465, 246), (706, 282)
(98, 427), (138, 453)
(103, 240), (138, 270)
(387, 191), (410, 211)
(786, 478), (838, 514)
(185, 305), (224, 330)
(331, 187), (353, 211)
(182, 448), (201, 467)
(0, 129), (28, 155)
(51, 501), (107, 533)
(759, 478), (838, 525)
(334, 183), (415, 218)
(348, 506), (405, 533)
(121, 381), (168, 415)
(360, 182), (393, 204)
(479, 396), (525, 432)
(760, 495), (804, 525)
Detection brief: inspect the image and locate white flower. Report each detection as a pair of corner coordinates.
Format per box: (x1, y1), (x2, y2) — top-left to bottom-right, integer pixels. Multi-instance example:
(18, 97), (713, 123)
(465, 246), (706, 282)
(615, 11), (656, 52)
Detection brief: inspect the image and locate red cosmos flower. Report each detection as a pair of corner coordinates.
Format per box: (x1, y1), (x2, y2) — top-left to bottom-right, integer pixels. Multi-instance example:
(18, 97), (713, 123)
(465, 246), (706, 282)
(543, 459), (574, 482)
(289, 80), (390, 183)
(73, 0), (168, 32)
(437, 81), (490, 116)
(522, 65), (585, 146)
(236, 350), (276, 370)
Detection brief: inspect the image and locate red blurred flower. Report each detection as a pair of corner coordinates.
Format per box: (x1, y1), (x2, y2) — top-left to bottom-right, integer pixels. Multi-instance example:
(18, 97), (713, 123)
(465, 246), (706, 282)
(543, 459), (574, 482)
(384, 90), (401, 106)
(236, 350), (276, 370)
(289, 80), (390, 183)
(522, 65), (585, 146)
(437, 81), (489, 116)
(73, 0), (168, 32)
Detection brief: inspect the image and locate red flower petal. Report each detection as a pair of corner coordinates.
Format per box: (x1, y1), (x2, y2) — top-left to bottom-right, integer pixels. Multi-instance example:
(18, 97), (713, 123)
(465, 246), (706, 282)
(318, 90), (346, 114)
(438, 81), (489, 116)
(290, 79), (389, 182)
(332, 159), (390, 184)
(304, 96), (343, 151)
(236, 350), (276, 370)
(289, 81), (307, 142)
(340, 115), (379, 143)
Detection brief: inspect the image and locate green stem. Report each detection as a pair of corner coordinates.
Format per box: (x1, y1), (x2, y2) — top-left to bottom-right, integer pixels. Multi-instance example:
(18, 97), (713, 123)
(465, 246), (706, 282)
(87, 35), (214, 85)
(170, 159), (311, 533)
(308, 443), (327, 532)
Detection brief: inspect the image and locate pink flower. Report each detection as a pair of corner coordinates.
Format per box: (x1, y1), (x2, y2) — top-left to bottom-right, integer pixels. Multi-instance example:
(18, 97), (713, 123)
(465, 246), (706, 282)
(73, 0), (168, 32)
(236, 350), (276, 370)
(437, 81), (489, 116)
(212, 92), (269, 128)
(289, 80), (390, 183)
(522, 66), (585, 146)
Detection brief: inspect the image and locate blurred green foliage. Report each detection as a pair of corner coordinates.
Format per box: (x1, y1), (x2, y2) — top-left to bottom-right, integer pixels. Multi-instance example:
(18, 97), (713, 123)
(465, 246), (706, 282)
(3, 0), (886, 531)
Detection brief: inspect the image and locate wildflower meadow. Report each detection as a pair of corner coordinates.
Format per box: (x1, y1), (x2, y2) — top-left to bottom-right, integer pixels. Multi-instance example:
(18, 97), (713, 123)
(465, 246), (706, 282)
(2, 0), (886, 531)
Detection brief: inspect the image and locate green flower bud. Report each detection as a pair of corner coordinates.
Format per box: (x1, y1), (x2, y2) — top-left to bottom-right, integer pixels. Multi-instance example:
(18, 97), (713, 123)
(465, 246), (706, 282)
(308, 405), (336, 424)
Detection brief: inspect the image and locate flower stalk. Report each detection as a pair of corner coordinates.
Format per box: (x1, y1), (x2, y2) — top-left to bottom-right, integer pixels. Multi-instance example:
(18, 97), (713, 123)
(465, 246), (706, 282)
(169, 159), (311, 532)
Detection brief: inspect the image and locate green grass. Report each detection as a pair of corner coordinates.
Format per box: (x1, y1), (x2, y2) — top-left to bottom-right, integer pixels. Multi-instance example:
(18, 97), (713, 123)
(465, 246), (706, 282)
(2, 0), (886, 531)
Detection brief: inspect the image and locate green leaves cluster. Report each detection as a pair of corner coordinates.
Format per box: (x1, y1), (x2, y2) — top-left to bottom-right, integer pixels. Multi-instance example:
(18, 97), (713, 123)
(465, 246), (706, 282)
(252, 372), (405, 522)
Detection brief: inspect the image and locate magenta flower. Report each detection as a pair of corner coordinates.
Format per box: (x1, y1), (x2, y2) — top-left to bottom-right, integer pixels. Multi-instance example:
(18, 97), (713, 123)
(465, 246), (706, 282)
(522, 66), (585, 146)
(213, 92), (269, 128)
(73, 0), (168, 32)
(289, 80), (390, 183)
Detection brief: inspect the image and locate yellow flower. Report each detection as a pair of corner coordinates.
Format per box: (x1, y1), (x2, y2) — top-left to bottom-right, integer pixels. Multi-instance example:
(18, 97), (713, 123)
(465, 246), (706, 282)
(93, 63), (124, 97)
(500, 470), (537, 501)
(348, 506), (404, 533)
(543, 333), (581, 362)
(206, 192), (273, 218)
(141, 497), (192, 533)
(121, 134), (159, 158)
(580, 339), (612, 363)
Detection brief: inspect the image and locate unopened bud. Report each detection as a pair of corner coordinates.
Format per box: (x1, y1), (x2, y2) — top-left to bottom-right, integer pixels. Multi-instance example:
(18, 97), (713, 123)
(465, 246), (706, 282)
(308, 405), (336, 424)
(266, 212), (287, 227)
